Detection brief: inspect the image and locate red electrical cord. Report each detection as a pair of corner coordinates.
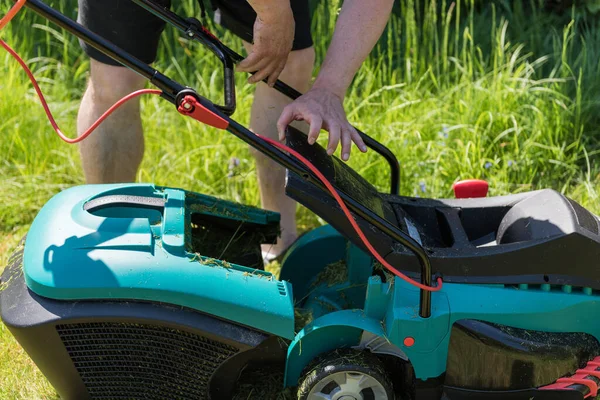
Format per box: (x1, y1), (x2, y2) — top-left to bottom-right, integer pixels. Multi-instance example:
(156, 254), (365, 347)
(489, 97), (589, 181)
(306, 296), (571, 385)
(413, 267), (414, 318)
(0, 38), (162, 143)
(0, 0), (26, 30)
(1, 2), (442, 292)
(1, 0), (163, 143)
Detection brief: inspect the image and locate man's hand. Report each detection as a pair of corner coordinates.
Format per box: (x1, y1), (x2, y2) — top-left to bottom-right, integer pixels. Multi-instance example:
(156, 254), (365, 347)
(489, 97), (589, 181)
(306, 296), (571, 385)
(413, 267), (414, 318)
(275, 0), (393, 161)
(237, 3), (295, 86)
(277, 87), (367, 161)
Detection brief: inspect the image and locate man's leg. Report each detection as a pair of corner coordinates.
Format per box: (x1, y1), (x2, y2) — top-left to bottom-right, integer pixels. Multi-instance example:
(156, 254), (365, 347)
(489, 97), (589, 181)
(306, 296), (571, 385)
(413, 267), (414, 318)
(244, 43), (316, 258)
(76, 0), (171, 183)
(210, 0), (314, 258)
(77, 60), (146, 183)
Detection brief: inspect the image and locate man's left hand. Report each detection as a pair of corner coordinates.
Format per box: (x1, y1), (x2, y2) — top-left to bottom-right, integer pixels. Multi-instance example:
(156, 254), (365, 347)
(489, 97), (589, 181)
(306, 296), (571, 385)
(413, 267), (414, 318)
(237, 5), (295, 87)
(277, 87), (367, 161)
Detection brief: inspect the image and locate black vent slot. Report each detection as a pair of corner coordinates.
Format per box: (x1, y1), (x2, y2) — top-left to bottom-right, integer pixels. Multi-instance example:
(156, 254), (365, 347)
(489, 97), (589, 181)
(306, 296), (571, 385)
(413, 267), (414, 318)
(56, 322), (238, 399)
(568, 199), (599, 234)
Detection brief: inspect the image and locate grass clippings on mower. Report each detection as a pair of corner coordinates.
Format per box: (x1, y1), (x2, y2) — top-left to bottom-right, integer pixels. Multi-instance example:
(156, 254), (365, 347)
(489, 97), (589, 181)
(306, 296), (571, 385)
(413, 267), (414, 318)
(189, 218), (273, 270)
(373, 262), (395, 284)
(0, 238), (24, 295)
(294, 307), (314, 334)
(232, 366), (294, 400)
(311, 260), (348, 288)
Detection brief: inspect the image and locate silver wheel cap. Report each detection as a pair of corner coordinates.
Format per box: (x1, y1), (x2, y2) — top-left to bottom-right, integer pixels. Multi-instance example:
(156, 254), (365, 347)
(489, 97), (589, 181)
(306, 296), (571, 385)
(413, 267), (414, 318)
(307, 371), (389, 400)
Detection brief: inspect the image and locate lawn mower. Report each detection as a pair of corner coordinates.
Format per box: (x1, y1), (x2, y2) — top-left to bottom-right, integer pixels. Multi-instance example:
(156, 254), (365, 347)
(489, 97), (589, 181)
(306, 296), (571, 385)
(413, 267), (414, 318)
(3, 1), (600, 399)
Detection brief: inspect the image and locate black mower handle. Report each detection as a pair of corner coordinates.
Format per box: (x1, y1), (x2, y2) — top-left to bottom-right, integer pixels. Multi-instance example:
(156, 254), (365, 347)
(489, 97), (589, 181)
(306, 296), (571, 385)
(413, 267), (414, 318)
(128, 0), (237, 115)
(129, 0), (401, 195)
(194, 26), (236, 115)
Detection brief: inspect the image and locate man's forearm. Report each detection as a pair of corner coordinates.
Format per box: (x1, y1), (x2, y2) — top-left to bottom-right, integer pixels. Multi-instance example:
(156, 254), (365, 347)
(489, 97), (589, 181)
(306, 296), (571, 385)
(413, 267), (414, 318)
(247, 0), (292, 22)
(313, 0), (394, 98)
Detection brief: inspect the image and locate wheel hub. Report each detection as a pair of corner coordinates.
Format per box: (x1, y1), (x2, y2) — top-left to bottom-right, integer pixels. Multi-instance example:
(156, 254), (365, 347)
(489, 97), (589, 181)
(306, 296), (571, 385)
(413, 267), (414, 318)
(308, 371), (389, 400)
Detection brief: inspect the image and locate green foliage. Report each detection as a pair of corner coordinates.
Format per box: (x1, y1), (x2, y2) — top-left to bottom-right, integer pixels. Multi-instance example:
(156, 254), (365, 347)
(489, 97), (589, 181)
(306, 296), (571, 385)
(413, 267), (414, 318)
(1, 0), (600, 397)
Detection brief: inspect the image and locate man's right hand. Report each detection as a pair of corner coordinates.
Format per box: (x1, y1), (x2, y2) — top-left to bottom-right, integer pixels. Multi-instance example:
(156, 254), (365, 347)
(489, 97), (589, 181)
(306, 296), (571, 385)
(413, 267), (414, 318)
(237, 0), (295, 87)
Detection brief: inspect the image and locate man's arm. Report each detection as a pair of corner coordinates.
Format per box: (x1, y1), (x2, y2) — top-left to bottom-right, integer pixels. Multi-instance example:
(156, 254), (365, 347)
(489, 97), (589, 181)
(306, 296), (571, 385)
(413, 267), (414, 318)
(277, 0), (395, 161)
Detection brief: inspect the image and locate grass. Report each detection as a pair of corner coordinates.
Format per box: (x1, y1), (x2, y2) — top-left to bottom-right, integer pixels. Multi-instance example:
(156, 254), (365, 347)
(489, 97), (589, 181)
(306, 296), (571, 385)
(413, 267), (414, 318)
(2, 0), (600, 398)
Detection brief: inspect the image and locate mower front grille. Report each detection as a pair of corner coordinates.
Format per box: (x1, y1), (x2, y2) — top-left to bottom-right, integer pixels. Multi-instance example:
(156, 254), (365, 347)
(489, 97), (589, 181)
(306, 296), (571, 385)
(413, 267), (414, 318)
(56, 322), (239, 399)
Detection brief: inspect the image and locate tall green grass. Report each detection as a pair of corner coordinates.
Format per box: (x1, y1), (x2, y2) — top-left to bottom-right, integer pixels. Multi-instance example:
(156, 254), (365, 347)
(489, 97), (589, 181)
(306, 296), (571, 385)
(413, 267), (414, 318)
(1, 0), (600, 398)
(1, 0), (600, 232)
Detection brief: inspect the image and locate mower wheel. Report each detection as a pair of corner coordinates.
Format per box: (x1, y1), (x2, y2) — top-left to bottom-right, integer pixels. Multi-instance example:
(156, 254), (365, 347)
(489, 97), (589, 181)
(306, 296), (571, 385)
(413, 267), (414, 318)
(297, 349), (394, 400)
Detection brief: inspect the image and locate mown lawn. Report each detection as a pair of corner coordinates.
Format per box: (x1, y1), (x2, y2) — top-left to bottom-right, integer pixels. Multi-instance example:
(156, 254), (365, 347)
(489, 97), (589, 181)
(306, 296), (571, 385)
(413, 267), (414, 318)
(2, 0), (600, 398)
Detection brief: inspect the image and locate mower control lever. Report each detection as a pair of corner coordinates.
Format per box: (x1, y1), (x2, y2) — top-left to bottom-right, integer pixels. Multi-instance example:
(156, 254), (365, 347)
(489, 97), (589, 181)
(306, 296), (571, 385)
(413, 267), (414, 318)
(129, 0), (237, 116)
(183, 17), (236, 116)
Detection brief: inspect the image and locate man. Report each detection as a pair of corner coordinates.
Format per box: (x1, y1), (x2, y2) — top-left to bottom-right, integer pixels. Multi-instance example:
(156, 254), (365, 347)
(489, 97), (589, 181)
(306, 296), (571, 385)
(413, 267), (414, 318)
(76, 0), (394, 259)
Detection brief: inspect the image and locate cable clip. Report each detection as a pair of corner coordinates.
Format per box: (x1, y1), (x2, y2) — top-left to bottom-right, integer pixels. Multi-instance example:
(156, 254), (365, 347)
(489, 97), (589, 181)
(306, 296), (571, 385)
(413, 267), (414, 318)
(177, 95), (229, 130)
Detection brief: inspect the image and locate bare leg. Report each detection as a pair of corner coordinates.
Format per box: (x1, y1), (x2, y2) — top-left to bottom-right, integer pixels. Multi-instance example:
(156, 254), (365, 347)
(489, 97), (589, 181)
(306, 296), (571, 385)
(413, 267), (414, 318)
(77, 60), (147, 183)
(243, 44), (316, 258)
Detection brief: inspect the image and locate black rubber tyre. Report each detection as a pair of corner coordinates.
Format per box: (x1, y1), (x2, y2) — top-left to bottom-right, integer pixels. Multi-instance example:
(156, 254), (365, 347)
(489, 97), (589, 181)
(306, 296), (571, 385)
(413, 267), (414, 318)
(297, 349), (395, 400)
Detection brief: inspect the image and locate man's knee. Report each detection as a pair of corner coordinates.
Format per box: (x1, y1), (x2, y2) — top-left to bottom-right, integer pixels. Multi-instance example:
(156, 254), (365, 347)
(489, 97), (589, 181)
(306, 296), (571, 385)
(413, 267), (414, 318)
(280, 46), (316, 88)
(87, 60), (147, 104)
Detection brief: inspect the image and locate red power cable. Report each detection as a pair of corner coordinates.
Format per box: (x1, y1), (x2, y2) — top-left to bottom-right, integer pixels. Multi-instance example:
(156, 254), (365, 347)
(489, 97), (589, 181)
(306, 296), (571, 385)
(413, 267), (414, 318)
(1, 2), (442, 292)
(0, 0), (26, 30)
(0, 38), (162, 143)
(1, 0), (163, 143)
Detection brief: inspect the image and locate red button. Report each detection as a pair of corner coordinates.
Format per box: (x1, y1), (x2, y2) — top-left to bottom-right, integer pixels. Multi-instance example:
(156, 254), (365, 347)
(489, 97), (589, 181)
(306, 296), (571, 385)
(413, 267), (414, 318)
(404, 337), (415, 347)
(452, 179), (489, 199)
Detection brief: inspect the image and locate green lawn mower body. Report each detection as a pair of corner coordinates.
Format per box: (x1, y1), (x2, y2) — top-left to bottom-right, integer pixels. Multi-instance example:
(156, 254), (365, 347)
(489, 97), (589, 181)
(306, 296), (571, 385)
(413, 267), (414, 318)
(4, 156), (600, 400)
(1, 183), (292, 399)
(5, 1), (600, 399)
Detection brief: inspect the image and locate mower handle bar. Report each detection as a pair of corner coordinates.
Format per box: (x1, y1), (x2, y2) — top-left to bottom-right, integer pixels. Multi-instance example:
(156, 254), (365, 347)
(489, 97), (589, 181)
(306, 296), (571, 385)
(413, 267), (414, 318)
(130, 0), (401, 196)
(20, 0), (433, 318)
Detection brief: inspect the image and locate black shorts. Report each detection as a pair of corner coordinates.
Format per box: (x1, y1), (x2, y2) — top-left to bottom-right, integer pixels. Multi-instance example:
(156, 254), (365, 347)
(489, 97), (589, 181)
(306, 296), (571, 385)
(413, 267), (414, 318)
(77, 0), (313, 66)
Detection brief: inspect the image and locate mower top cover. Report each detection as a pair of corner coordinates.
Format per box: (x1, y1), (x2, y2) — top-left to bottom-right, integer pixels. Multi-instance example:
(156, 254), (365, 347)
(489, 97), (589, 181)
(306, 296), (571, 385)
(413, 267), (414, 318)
(283, 127), (600, 290)
(20, 183), (295, 339)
